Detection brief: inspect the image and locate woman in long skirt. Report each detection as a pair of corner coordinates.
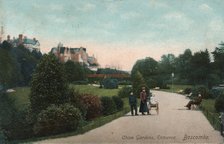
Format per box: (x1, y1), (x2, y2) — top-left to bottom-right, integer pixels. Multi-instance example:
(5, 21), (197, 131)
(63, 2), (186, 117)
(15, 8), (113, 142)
(139, 88), (149, 115)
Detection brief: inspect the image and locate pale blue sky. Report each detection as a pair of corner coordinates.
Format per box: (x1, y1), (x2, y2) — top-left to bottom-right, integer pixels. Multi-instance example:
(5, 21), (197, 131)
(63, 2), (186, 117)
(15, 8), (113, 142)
(1, 0), (224, 70)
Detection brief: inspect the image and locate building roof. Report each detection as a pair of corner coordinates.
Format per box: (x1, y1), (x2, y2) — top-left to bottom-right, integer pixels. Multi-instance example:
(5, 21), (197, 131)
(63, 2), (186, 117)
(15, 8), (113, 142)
(24, 38), (39, 45)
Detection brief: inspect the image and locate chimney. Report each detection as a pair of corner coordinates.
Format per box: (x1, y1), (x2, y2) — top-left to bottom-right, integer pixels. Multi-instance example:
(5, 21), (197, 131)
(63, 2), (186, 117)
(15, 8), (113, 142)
(7, 35), (10, 41)
(19, 34), (23, 44)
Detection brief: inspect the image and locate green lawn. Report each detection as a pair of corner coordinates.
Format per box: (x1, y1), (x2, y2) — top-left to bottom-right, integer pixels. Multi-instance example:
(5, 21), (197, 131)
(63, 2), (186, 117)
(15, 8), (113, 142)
(8, 85), (122, 110)
(200, 99), (220, 130)
(70, 84), (121, 97)
(159, 84), (193, 93)
(8, 87), (30, 110)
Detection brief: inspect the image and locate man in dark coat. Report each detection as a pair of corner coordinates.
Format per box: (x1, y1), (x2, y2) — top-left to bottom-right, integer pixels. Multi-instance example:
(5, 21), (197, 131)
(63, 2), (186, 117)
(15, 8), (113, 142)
(185, 94), (202, 110)
(129, 92), (138, 116)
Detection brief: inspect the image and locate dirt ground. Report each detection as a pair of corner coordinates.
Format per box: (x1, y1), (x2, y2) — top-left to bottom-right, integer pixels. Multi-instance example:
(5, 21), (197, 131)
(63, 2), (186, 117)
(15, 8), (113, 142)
(35, 91), (224, 144)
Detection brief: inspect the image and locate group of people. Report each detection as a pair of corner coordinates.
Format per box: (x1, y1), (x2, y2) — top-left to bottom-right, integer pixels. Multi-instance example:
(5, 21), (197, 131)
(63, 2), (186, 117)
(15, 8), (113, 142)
(129, 87), (158, 116)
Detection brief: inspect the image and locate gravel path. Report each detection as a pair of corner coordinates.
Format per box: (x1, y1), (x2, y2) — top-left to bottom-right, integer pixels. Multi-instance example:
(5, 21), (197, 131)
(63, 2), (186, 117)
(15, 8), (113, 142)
(35, 91), (224, 144)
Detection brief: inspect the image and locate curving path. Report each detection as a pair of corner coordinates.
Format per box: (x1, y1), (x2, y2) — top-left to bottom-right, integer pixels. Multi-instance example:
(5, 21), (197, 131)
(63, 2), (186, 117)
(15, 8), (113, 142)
(35, 91), (224, 144)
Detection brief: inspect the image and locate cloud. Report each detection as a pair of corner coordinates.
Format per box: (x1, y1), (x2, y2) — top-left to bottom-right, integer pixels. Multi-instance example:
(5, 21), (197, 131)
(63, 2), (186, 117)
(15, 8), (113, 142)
(199, 4), (213, 12)
(120, 11), (141, 20)
(164, 12), (184, 20)
(78, 3), (96, 12)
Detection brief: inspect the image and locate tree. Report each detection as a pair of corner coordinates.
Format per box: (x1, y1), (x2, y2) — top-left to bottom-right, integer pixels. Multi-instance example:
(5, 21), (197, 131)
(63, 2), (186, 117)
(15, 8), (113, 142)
(189, 49), (210, 85)
(132, 71), (147, 96)
(212, 42), (224, 81)
(0, 41), (21, 88)
(30, 54), (68, 114)
(64, 60), (85, 83)
(175, 49), (192, 84)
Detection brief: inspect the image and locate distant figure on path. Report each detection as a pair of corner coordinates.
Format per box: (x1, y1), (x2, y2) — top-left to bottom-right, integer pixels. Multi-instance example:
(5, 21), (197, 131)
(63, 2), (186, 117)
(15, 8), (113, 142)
(220, 111), (224, 136)
(185, 94), (202, 110)
(139, 87), (150, 115)
(129, 92), (138, 116)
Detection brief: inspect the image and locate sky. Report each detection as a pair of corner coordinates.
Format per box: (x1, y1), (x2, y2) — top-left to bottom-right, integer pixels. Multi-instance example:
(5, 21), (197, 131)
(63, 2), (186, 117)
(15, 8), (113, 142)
(1, 0), (224, 71)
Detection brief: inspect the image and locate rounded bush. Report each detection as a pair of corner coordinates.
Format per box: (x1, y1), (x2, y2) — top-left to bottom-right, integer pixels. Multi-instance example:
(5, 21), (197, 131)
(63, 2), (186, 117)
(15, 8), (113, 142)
(34, 104), (82, 136)
(101, 96), (117, 115)
(112, 96), (124, 111)
(118, 86), (132, 98)
(67, 88), (87, 118)
(103, 78), (118, 89)
(184, 88), (192, 95)
(191, 85), (210, 99)
(79, 94), (102, 120)
(215, 94), (224, 112)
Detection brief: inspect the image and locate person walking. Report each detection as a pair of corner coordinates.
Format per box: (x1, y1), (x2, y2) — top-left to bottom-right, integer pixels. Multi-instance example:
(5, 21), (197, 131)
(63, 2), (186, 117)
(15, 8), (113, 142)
(129, 92), (138, 116)
(139, 87), (150, 115)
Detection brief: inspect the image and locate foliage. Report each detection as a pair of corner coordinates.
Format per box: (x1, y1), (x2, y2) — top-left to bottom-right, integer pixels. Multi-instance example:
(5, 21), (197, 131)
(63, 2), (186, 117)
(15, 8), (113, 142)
(79, 94), (102, 120)
(100, 96), (117, 115)
(190, 85), (210, 99)
(0, 92), (34, 140)
(71, 84), (120, 97)
(0, 128), (7, 144)
(215, 93), (224, 112)
(212, 42), (224, 81)
(64, 60), (86, 83)
(112, 96), (124, 111)
(67, 88), (87, 118)
(96, 68), (128, 74)
(34, 104), (82, 136)
(189, 49), (210, 85)
(0, 41), (41, 88)
(102, 78), (118, 89)
(0, 42), (21, 88)
(183, 88), (192, 95)
(131, 71), (147, 96)
(118, 86), (132, 98)
(30, 54), (68, 114)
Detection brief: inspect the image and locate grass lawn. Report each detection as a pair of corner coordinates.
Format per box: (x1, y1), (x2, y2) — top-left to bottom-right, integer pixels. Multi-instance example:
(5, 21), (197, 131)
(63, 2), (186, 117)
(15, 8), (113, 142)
(159, 84), (193, 93)
(200, 99), (220, 130)
(70, 84), (121, 97)
(8, 87), (30, 110)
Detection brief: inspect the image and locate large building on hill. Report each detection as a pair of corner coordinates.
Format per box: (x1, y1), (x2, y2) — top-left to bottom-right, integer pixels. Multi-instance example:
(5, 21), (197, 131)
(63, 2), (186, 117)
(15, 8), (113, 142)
(51, 43), (99, 69)
(5, 34), (40, 52)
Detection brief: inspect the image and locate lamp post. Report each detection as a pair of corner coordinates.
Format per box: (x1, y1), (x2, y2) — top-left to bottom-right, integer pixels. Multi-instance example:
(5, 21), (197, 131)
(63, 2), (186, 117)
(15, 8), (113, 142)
(171, 72), (174, 93)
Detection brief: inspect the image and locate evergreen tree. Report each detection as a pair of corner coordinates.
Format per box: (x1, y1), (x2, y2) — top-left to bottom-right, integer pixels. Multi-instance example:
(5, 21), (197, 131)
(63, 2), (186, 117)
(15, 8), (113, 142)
(30, 54), (68, 114)
(132, 71), (147, 96)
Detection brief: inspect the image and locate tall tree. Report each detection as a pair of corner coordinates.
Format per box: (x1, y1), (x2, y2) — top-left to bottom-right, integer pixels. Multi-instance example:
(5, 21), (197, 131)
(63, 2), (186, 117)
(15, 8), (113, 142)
(212, 42), (224, 81)
(189, 49), (210, 85)
(132, 71), (146, 96)
(175, 49), (192, 83)
(30, 54), (68, 114)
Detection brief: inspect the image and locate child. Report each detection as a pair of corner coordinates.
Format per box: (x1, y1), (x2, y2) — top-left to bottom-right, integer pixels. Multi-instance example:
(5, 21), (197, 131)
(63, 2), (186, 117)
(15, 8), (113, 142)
(129, 92), (138, 116)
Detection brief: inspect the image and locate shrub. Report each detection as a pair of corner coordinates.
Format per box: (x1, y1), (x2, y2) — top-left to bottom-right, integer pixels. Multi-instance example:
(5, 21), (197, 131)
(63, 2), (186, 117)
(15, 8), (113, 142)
(101, 96), (117, 115)
(79, 94), (102, 120)
(190, 85), (210, 99)
(184, 88), (192, 95)
(103, 78), (118, 89)
(112, 96), (124, 111)
(34, 104), (82, 136)
(118, 86), (132, 98)
(30, 54), (68, 114)
(67, 88), (87, 118)
(215, 93), (224, 112)
(0, 128), (7, 143)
